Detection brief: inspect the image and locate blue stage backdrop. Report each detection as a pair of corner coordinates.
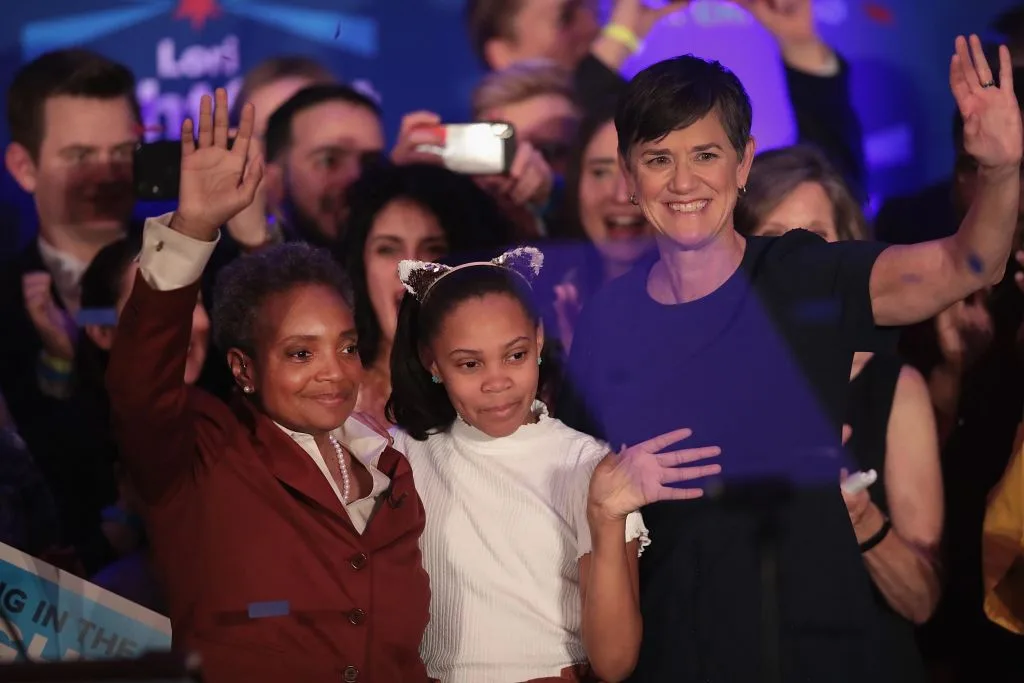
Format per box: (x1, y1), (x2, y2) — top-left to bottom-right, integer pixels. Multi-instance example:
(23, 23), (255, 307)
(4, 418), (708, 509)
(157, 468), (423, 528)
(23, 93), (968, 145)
(0, 0), (1019, 248)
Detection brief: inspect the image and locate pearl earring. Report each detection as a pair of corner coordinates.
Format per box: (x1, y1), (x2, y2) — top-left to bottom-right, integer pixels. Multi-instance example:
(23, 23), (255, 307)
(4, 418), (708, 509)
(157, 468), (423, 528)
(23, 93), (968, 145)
(243, 385), (254, 394)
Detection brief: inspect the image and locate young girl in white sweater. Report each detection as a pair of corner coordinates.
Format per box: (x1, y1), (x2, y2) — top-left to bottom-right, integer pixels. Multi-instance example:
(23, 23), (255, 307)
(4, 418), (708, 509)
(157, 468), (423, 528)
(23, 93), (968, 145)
(387, 248), (722, 683)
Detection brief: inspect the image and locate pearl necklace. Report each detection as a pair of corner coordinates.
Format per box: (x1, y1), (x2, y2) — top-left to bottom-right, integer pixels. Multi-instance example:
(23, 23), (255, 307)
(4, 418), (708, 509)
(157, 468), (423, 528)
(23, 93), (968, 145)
(327, 433), (352, 504)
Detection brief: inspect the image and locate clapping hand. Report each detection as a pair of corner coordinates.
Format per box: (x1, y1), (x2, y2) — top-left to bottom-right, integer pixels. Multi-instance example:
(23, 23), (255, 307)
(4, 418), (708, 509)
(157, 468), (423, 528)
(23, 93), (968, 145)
(936, 293), (993, 369)
(588, 428), (721, 522)
(174, 88), (264, 241)
(553, 282), (582, 354)
(950, 35), (1022, 174)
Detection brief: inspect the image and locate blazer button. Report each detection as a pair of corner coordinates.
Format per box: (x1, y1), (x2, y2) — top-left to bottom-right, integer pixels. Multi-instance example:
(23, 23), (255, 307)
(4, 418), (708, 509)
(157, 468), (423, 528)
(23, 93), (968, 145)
(342, 665), (359, 682)
(350, 552), (367, 570)
(348, 608), (366, 625)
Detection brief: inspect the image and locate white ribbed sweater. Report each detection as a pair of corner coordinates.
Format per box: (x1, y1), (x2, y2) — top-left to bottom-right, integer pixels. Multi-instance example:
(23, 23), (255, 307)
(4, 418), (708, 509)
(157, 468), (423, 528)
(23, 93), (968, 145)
(392, 403), (648, 683)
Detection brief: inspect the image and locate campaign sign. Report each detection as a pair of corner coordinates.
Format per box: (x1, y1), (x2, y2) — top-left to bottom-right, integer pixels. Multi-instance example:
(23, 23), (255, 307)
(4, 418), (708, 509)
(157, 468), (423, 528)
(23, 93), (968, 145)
(0, 542), (171, 662)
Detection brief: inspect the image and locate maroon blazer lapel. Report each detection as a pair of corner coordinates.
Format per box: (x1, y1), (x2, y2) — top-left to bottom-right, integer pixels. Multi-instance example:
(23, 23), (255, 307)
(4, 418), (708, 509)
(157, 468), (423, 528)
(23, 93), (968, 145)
(362, 444), (424, 549)
(230, 393), (352, 528)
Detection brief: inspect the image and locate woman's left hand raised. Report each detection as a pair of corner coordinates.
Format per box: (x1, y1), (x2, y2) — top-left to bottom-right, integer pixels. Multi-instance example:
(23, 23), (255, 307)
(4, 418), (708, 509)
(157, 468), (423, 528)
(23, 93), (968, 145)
(950, 35), (1022, 173)
(588, 428), (721, 522)
(175, 88), (264, 241)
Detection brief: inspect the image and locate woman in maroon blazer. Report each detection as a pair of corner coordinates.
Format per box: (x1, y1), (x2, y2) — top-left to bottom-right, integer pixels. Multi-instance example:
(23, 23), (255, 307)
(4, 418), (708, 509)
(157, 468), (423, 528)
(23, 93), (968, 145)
(106, 89), (430, 683)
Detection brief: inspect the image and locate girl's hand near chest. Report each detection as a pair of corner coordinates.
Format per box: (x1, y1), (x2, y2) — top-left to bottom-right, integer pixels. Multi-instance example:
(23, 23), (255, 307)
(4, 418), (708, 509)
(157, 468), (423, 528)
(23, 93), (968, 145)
(588, 428), (722, 522)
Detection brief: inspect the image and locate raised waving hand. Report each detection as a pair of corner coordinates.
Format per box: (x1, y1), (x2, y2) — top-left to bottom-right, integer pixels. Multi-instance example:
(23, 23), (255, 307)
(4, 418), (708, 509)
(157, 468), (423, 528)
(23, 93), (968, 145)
(588, 428), (722, 521)
(950, 35), (1022, 174)
(173, 88), (264, 241)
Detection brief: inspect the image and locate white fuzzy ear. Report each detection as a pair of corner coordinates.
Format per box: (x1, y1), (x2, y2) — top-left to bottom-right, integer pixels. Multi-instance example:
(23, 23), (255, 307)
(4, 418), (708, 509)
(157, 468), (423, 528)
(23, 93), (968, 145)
(492, 246), (545, 284)
(397, 259), (452, 300)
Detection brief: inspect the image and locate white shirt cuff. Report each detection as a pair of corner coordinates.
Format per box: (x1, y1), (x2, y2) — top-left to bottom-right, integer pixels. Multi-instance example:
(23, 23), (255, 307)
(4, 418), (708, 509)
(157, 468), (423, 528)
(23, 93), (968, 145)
(139, 213), (219, 291)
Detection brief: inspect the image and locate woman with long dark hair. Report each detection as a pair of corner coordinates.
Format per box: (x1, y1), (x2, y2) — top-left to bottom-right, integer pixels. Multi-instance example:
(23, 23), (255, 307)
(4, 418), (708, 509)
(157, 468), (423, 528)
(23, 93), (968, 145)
(335, 163), (514, 425)
(545, 105), (656, 353)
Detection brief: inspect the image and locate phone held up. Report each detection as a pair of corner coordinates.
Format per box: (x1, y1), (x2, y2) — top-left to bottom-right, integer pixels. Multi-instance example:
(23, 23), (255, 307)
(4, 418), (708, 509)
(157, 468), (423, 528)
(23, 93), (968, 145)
(414, 122), (516, 176)
(132, 138), (235, 201)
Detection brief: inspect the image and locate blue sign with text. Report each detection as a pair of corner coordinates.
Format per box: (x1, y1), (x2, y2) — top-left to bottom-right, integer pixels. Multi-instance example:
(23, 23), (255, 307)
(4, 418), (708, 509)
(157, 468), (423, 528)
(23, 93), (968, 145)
(0, 543), (171, 662)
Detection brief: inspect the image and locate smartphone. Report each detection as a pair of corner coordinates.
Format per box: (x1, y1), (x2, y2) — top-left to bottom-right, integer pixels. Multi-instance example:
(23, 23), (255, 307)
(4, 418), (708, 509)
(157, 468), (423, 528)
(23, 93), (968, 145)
(133, 138), (235, 200)
(414, 122), (516, 175)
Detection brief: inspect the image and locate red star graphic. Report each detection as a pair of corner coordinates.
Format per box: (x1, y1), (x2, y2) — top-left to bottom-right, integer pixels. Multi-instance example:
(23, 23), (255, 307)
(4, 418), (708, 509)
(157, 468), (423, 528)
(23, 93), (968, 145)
(174, 0), (223, 31)
(863, 2), (894, 24)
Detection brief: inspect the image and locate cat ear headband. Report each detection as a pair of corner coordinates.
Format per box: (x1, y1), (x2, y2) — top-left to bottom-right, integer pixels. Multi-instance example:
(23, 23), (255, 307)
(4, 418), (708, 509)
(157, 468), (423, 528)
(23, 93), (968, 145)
(398, 246), (544, 303)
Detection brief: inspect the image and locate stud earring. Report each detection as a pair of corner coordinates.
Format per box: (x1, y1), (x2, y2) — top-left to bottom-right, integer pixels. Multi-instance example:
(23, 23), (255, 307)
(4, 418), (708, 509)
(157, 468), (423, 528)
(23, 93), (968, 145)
(431, 375), (442, 384)
(243, 385), (254, 394)
(628, 193), (638, 206)
(738, 185), (747, 197)
(538, 357), (543, 366)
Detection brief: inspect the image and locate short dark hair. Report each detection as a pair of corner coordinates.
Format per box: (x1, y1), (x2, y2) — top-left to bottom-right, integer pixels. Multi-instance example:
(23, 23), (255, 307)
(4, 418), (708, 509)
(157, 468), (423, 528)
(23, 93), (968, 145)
(615, 54), (752, 159)
(230, 55), (335, 123)
(77, 233), (143, 394)
(387, 264), (539, 440)
(735, 145), (868, 242)
(7, 49), (140, 160)
(264, 84), (382, 163)
(465, 0), (522, 66)
(336, 163), (516, 368)
(212, 243), (353, 355)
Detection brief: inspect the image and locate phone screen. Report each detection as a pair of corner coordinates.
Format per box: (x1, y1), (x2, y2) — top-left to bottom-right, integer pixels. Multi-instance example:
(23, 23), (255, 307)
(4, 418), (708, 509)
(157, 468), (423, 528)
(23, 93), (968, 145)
(415, 122), (516, 176)
(133, 138), (236, 200)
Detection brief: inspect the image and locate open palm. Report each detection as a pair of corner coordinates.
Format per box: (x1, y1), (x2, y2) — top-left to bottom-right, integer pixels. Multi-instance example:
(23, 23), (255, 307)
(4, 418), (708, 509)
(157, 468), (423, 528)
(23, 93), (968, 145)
(588, 428), (722, 521)
(177, 88), (263, 236)
(951, 35), (1023, 171)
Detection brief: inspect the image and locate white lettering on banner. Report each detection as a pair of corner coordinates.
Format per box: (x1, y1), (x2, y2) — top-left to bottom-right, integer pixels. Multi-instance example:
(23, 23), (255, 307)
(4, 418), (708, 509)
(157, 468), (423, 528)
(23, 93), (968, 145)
(137, 78), (243, 141)
(138, 34), (243, 141)
(157, 35), (240, 79)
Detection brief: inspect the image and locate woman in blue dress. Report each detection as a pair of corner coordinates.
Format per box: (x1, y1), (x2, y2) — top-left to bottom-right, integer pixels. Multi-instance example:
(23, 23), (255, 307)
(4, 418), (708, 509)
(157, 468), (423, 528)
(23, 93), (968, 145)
(560, 36), (1021, 682)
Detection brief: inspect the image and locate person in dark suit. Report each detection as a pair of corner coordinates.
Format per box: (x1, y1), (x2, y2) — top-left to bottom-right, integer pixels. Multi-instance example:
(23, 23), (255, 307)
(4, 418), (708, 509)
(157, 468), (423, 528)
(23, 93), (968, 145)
(0, 49), (141, 574)
(106, 89), (430, 683)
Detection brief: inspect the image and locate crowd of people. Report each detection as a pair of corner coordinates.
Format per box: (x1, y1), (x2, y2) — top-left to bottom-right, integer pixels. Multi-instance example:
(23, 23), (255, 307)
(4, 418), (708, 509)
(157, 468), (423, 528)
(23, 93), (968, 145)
(1, 0), (1023, 681)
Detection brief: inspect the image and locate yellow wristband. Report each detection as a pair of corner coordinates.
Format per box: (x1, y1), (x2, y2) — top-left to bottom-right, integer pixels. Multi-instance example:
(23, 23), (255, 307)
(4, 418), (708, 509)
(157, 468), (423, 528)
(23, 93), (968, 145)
(40, 352), (72, 374)
(603, 23), (640, 53)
